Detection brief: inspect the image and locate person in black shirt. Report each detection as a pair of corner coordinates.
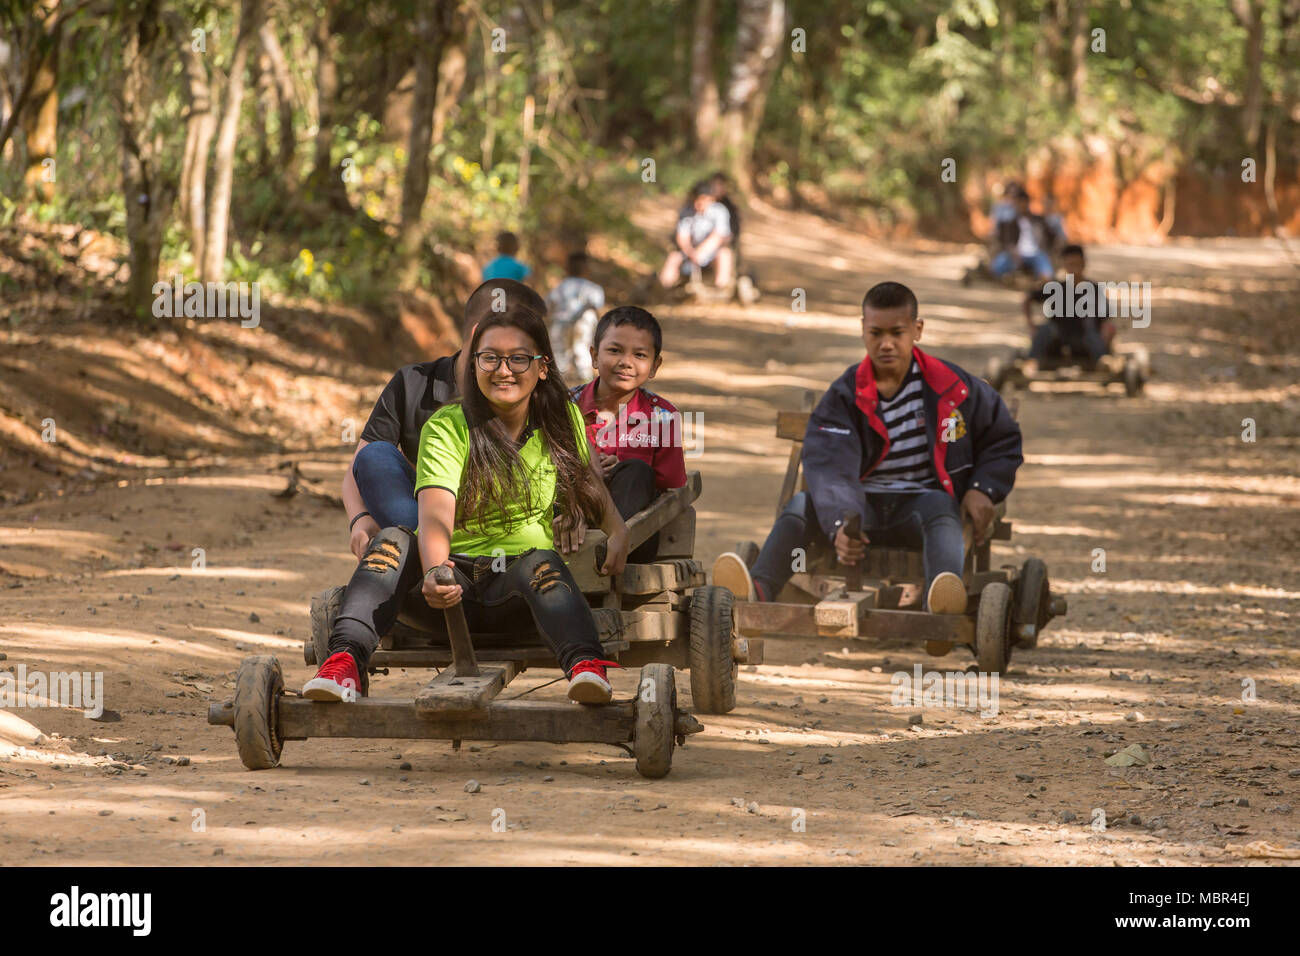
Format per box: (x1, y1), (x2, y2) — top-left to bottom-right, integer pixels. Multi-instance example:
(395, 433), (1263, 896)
(1021, 244), (1115, 374)
(342, 279), (548, 559)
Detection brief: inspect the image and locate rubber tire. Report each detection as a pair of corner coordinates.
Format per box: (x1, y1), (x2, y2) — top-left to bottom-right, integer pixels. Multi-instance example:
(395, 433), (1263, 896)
(309, 585), (344, 666)
(688, 586), (737, 714)
(1123, 356), (1145, 397)
(984, 355), (1006, 391)
(634, 663), (676, 779)
(975, 582), (1014, 674)
(1015, 558), (1050, 649)
(233, 655), (284, 770)
(737, 274), (760, 306)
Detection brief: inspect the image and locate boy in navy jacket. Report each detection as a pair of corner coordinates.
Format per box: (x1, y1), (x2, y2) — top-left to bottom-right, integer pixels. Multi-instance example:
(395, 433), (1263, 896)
(714, 281), (1023, 614)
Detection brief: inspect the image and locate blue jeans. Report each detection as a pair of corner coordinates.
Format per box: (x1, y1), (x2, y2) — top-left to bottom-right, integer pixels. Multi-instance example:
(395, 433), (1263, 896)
(992, 250), (1053, 280)
(749, 490), (965, 610)
(353, 441), (418, 529)
(1030, 320), (1107, 367)
(331, 532), (604, 681)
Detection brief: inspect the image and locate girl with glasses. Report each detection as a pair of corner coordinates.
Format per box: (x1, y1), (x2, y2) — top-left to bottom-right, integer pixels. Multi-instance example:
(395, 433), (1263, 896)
(304, 301), (631, 704)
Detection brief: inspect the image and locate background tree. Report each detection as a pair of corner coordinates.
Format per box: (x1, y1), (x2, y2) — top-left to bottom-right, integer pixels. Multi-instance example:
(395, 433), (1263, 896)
(202, 0), (262, 282)
(108, 0), (181, 318)
(714, 0), (785, 191)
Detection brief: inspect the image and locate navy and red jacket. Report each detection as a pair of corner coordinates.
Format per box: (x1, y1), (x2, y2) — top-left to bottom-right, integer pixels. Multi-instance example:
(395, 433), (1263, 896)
(802, 346), (1023, 542)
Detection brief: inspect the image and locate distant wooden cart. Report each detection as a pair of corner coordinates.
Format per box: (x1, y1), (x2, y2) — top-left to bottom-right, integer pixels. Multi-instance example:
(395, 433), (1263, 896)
(727, 393), (1066, 673)
(209, 471), (756, 777)
(985, 346), (1152, 398)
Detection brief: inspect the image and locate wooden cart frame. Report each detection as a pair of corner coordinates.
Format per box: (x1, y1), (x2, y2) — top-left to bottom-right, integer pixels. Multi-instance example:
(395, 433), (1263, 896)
(986, 346), (1152, 398)
(209, 470), (753, 777)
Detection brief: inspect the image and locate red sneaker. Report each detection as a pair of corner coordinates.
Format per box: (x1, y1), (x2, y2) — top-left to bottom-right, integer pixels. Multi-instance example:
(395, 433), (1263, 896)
(302, 651), (362, 701)
(566, 658), (621, 705)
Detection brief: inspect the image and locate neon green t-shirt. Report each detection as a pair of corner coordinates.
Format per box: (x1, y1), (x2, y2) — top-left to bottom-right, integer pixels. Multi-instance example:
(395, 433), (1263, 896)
(413, 401), (591, 556)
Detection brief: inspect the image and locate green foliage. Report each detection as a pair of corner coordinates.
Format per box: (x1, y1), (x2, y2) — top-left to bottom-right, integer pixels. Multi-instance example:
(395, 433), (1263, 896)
(8, 0), (1292, 321)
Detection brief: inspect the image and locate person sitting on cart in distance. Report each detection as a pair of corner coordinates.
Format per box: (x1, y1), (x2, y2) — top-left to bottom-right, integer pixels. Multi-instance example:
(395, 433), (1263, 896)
(1021, 243), (1115, 374)
(305, 298), (631, 705)
(342, 280), (549, 561)
(989, 179), (1022, 228)
(570, 306), (687, 563)
(712, 281), (1023, 616)
(658, 180), (733, 291)
(1040, 194), (1068, 258)
(990, 187), (1055, 282)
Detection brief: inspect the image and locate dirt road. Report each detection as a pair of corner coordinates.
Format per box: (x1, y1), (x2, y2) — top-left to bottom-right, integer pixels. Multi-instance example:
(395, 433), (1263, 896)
(2, 208), (1298, 865)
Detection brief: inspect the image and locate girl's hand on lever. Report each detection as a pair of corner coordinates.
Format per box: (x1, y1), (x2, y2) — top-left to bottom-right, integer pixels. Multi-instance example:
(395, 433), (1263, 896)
(422, 561), (462, 608)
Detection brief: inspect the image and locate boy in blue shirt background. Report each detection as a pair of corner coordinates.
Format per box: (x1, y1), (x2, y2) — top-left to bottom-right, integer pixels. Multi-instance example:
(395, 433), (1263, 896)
(482, 231), (531, 282)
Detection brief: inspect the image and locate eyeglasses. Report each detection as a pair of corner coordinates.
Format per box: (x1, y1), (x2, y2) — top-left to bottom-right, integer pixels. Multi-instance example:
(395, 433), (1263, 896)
(474, 351), (546, 373)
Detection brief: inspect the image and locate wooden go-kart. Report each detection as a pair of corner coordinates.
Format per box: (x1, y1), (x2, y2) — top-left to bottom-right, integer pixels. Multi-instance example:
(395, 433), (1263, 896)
(643, 259), (760, 307)
(985, 345), (1152, 398)
(726, 394), (1066, 673)
(960, 255), (1054, 292)
(208, 472), (760, 777)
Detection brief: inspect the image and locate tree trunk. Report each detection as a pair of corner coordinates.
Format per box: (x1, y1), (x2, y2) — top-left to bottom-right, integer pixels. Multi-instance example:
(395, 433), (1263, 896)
(690, 0), (719, 147)
(203, 0), (262, 283)
(479, 15), (498, 170)
(0, 61), (11, 162)
(254, 44), (274, 175)
(310, 0), (341, 193)
(259, 18), (297, 192)
(20, 0), (61, 200)
(113, 3), (178, 320)
(174, 13), (215, 271)
(997, 0), (1015, 81)
(397, 0), (453, 288)
(518, 92), (534, 209)
(1262, 116), (1281, 234)
(716, 0), (785, 191)
(1069, 0), (1088, 107)
(1232, 0), (1265, 149)
(1155, 173), (1176, 238)
(433, 10), (468, 145)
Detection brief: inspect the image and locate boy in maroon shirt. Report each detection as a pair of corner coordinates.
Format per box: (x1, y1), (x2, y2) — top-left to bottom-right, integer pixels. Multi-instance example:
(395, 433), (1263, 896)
(570, 306), (687, 561)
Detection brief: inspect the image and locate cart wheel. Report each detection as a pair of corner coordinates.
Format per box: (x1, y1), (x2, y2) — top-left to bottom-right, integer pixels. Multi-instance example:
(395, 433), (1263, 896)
(1015, 558), (1050, 649)
(734, 540), (760, 569)
(984, 354), (1004, 389)
(1132, 344), (1152, 379)
(975, 582), (1014, 674)
(1123, 356), (1145, 397)
(688, 586), (737, 714)
(634, 663), (676, 778)
(233, 655), (284, 770)
(308, 585), (344, 666)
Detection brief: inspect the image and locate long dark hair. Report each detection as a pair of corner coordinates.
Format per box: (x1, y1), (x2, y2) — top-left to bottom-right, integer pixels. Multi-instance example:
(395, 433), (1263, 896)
(453, 302), (605, 537)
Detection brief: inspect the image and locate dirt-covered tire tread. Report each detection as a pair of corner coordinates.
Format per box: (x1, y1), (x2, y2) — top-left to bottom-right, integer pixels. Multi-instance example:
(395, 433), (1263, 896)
(688, 586), (737, 714)
(975, 582), (1014, 674)
(634, 663), (676, 779)
(233, 655), (284, 770)
(309, 586), (344, 666)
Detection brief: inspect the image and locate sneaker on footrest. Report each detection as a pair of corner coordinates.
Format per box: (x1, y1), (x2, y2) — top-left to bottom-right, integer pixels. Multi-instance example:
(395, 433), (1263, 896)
(926, 572), (968, 615)
(566, 659), (620, 705)
(712, 552), (757, 602)
(303, 651), (362, 701)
